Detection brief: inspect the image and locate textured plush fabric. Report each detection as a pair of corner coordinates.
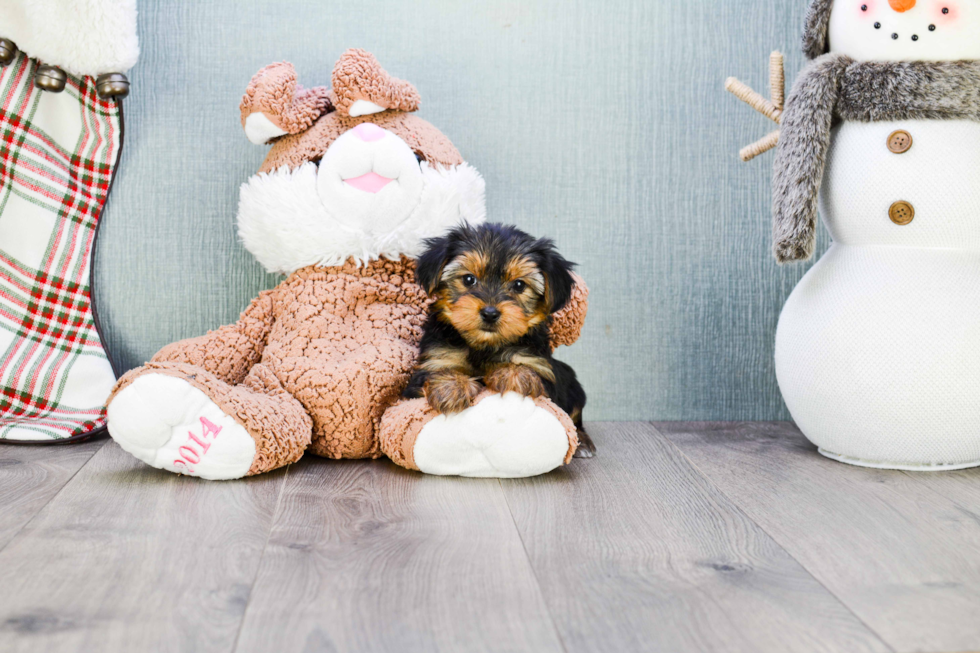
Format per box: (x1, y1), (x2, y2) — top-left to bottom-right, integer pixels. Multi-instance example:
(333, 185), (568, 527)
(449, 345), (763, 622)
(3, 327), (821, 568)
(548, 272), (588, 350)
(237, 161), (486, 273)
(802, 0), (834, 61)
(239, 49), (462, 174)
(107, 371), (260, 478)
(240, 62), (332, 137)
(109, 360), (312, 475)
(772, 54), (850, 263)
(379, 391), (578, 476)
(109, 257), (588, 469)
(150, 290), (277, 386)
(0, 0), (139, 76)
(114, 257), (427, 459)
(378, 394), (426, 471)
(773, 56), (980, 262)
(258, 111), (464, 174)
(106, 47), (589, 477)
(837, 61), (980, 123)
(329, 48), (421, 117)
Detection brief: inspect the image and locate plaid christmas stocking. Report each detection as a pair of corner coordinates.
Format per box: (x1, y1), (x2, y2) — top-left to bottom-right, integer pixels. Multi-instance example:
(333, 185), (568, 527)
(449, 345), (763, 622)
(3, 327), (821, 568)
(0, 51), (123, 442)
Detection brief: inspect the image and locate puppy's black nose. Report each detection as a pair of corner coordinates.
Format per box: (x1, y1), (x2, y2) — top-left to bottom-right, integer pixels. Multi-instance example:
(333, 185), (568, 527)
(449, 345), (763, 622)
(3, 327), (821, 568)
(480, 306), (501, 323)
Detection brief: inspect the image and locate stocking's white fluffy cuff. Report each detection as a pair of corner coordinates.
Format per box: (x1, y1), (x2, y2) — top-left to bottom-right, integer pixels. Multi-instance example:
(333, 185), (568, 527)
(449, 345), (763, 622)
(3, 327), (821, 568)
(0, 0), (139, 77)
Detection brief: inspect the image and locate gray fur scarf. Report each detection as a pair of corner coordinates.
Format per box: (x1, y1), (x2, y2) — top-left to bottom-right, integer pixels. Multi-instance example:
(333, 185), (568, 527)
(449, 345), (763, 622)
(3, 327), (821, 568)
(771, 54), (980, 262)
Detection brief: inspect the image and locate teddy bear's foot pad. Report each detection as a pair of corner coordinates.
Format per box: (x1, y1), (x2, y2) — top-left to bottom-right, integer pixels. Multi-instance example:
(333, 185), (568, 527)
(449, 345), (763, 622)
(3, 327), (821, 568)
(107, 374), (256, 480)
(413, 393), (569, 478)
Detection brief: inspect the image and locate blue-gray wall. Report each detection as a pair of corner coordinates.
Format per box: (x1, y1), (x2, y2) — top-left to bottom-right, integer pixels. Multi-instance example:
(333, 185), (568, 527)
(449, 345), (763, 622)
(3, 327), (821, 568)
(95, 0), (828, 421)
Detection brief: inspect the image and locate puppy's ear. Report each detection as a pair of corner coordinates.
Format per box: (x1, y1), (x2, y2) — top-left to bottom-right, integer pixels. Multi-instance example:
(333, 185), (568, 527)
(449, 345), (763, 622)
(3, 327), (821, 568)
(533, 238), (575, 313)
(416, 234), (453, 295)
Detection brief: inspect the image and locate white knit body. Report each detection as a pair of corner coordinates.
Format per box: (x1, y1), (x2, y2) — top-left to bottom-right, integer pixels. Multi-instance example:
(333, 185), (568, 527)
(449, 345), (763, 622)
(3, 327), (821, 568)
(775, 119), (980, 469)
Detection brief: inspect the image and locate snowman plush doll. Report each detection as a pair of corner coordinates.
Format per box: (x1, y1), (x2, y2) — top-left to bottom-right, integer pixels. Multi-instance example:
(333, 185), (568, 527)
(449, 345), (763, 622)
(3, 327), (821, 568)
(734, 0), (980, 469)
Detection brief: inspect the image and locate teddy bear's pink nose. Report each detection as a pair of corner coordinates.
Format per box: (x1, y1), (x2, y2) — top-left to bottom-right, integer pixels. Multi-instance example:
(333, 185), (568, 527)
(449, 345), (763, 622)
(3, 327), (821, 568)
(352, 122), (385, 142)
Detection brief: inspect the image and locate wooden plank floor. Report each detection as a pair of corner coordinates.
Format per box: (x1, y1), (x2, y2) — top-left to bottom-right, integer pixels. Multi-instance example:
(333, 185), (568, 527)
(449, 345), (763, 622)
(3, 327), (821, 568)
(0, 422), (976, 652)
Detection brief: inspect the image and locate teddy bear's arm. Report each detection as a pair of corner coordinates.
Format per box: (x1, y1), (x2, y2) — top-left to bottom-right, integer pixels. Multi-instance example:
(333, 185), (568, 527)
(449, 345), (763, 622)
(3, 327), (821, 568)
(548, 273), (589, 351)
(150, 290), (277, 386)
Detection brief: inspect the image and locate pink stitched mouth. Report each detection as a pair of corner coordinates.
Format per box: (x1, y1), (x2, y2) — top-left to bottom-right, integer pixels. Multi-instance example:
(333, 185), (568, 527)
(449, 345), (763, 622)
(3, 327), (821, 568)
(344, 171), (393, 193)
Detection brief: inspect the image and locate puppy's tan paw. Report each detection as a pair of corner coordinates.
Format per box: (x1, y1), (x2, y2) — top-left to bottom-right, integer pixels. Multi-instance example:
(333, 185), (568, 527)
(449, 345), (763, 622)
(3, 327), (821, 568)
(425, 374), (482, 414)
(485, 365), (545, 399)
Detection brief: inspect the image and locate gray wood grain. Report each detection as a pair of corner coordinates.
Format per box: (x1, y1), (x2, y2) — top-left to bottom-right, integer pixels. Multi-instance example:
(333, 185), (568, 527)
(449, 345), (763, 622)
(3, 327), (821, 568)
(0, 440), (106, 552)
(234, 457), (564, 653)
(0, 441), (286, 653)
(658, 421), (980, 653)
(499, 423), (889, 653)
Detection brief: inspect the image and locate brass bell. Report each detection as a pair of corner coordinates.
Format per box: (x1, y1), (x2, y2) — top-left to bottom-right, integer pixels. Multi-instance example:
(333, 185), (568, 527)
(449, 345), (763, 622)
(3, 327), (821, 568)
(96, 73), (129, 99)
(35, 65), (67, 92)
(0, 39), (17, 67)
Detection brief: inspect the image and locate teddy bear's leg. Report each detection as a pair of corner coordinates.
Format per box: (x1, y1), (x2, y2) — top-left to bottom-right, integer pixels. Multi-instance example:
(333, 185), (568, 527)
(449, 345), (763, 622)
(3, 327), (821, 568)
(106, 362), (312, 480)
(379, 391), (578, 478)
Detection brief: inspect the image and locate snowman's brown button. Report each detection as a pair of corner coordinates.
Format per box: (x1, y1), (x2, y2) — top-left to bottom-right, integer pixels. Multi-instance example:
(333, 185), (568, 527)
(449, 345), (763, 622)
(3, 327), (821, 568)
(889, 200), (915, 225)
(887, 130), (913, 154)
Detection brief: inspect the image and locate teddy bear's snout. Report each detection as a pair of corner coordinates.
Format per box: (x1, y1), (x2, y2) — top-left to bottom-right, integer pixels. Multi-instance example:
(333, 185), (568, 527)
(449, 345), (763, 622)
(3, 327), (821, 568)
(352, 122), (386, 142)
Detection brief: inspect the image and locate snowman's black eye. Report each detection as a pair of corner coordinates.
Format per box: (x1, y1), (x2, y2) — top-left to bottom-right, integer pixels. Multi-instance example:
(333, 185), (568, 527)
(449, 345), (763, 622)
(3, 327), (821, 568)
(943, 7), (949, 14)
(912, 34), (919, 41)
(861, 4), (868, 10)
(875, 22), (882, 28)
(929, 24), (936, 30)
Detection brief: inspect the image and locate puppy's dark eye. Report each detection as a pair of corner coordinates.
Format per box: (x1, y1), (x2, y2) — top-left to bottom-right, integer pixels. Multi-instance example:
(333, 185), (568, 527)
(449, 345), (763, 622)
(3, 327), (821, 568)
(512, 280), (526, 293)
(462, 274), (477, 288)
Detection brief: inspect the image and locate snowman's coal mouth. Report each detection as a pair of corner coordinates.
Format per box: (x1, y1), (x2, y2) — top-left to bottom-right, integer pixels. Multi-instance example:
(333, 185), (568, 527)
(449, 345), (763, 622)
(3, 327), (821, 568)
(874, 22), (936, 42)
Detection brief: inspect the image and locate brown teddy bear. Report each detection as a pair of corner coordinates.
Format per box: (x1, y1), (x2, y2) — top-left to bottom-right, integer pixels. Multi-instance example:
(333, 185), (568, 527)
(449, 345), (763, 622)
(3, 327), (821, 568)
(105, 49), (588, 479)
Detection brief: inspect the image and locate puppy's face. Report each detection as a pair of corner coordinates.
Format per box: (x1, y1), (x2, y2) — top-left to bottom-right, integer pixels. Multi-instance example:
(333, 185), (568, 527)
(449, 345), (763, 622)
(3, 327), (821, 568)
(417, 224), (574, 349)
(436, 248), (548, 348)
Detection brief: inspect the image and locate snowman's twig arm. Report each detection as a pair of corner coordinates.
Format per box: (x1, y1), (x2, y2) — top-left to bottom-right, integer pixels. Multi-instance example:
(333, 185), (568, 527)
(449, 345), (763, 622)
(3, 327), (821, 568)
(770, 51), (784, 111)
(725, 51), (785, 161)
(725, 77), (782, 124)
(772, 54), (852, 263)
(740, 130), (781, 163)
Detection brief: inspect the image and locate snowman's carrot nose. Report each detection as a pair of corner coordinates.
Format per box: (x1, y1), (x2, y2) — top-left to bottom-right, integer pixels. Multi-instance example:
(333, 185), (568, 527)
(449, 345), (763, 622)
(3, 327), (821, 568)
(889, 0), (916, 12)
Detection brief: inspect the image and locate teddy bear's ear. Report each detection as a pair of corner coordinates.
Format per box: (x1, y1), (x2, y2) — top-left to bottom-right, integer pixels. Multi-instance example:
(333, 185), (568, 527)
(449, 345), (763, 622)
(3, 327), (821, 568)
(330, 49), (420, 118)
(240, 62), (333, 145)
(548, 273), (589, 351)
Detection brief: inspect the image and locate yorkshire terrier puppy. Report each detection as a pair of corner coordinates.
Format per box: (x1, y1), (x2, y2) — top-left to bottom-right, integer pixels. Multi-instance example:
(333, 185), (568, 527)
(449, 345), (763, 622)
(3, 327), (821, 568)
(403, 223), (594, 457)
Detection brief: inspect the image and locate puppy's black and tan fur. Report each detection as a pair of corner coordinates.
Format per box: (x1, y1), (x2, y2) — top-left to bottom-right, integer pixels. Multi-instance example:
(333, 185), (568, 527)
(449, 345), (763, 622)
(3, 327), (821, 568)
(404, 223), (594, 457)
